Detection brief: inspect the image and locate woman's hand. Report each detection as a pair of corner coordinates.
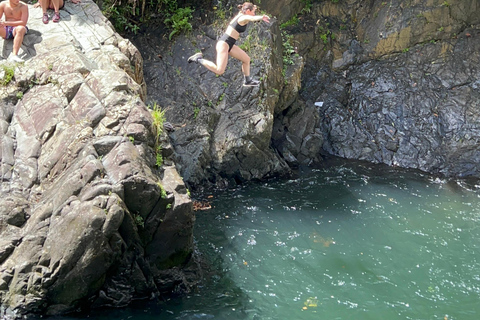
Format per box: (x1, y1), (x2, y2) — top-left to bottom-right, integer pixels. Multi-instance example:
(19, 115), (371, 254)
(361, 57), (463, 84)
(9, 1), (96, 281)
(262, 15), (270, 23)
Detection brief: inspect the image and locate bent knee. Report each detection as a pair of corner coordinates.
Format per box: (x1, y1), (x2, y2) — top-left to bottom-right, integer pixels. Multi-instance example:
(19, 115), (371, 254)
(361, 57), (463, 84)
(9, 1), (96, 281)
(14, 26), (27, 35)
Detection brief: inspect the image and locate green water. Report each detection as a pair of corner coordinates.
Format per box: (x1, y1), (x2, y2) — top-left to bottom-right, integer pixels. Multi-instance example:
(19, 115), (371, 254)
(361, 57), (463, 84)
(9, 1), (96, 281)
(61, 162), (480, 320)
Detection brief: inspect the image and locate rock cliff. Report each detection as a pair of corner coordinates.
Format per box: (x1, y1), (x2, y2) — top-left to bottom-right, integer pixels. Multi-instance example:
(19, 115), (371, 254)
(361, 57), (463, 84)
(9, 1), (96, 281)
(135, 0), (480, 188)
(296, 0), (480, 177)
(1, 1), (195, 317)
(2, 0), (480, 317)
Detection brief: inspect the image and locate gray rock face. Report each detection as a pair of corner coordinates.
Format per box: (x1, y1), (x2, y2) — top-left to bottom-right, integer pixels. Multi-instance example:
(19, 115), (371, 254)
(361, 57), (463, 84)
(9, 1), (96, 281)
(136, 17), (293, 188)
(0, 1), (194, 317)
(297, 0), (480, 177)
(135, 0), (480, 186)
(316, 36), (480, 176)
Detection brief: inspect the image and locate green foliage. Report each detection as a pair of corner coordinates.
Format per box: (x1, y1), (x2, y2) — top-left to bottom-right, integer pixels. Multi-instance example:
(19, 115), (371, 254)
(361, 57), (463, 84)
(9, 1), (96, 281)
(318, 27), (335, 45)
(239, 34), (254, 52)
(214, 0), (226, 21)
(100, 0), (193, 37)
(133, 214), (144, 227)
(150, 102), (166, 168)
(280, 15), (299, 29)
(193, 106), (200, 119)
(281, 31), (299, 84)
(1, 65), (14, 86)
(151, 102), (165, 143)
(159, 183), (168, 199)
(161, 0), (178, 13)
(102, 2), (140, 34)
(164, 7), (194, 40)
(319, 33), (328, 44)
(282, 31), (296, 66)
(156, 146), (164, 167)
(301, 0), (312, 13)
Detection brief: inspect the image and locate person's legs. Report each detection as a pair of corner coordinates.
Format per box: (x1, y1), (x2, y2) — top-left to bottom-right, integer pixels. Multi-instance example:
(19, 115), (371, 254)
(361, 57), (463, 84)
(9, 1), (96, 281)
(228, 45), (258, 86)
(39, 0), (50, 13)
(48, 0), (64, 10)
(12, 26), (27, 56)
(202, 41), (230, 75)
(188, 42), (230, 75)
(39, 0), (51, 23)
(0, 27), (6, 40)
(228, 45), (251, 77)
(39, 0), (64, 23)
(51, 0), (64, 22)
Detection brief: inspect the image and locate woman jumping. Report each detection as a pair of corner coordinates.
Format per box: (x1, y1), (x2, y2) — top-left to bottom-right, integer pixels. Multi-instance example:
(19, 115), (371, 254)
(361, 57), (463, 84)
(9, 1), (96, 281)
(188, 2), (270, 87)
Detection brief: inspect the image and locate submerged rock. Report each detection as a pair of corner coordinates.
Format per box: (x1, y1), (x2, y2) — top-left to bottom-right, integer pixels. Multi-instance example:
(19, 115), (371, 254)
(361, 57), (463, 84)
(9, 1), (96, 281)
(0, 1), (195, 317)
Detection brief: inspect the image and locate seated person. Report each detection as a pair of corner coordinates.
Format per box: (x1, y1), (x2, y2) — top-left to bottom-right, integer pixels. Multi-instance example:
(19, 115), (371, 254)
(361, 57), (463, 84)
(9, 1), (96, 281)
(0, 0), (28, 63)
(35, 0), (80, 24)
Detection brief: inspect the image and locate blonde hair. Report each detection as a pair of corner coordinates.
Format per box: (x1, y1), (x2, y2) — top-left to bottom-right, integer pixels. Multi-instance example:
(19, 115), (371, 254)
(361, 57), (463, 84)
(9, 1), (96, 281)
(237, 2), (256, 13)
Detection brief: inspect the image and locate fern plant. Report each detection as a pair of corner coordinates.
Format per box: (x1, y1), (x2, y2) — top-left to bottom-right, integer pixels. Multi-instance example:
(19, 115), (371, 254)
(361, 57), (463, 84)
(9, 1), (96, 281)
(164, 7), (194, 40)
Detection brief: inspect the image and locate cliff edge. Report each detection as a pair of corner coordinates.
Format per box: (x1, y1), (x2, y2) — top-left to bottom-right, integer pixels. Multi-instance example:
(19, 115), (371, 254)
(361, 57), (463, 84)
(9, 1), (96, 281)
(0, 1), (195, 317)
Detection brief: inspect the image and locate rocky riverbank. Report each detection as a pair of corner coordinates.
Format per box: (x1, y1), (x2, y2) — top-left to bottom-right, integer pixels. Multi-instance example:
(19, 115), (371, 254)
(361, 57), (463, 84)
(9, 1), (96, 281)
(1, 1), (196, 318)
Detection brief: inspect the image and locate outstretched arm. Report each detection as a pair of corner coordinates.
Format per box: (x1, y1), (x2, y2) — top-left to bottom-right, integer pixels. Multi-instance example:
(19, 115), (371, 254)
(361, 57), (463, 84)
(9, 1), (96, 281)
(239, 14), (270, 24)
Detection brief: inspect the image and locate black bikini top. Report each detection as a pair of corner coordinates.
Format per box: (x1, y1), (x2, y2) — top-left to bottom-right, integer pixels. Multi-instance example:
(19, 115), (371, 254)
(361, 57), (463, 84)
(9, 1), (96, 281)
(230, 15), (247, 33)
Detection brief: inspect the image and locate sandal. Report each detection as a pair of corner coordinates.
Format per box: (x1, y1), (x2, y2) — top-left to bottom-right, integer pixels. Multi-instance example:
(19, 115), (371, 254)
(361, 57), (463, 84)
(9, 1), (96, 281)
(53, 12), (60, 23)
(42, 13), (49, 24)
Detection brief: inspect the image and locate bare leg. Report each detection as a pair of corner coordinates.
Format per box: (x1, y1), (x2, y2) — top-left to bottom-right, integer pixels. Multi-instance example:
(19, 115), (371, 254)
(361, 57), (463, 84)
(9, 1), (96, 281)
(199, 41), (230, 75)
(12, 26), (27, 56)
(228, 45), (251, 77)
(39, 0), (50, 13)
(50, 0), (64, 11)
